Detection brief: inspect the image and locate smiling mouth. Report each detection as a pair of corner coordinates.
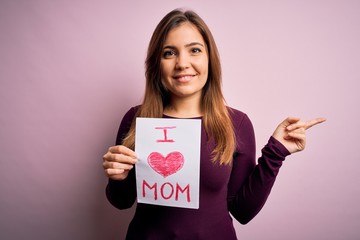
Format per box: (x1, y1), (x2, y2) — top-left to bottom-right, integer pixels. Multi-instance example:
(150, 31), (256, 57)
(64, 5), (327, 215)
(173, 74), (196, 82)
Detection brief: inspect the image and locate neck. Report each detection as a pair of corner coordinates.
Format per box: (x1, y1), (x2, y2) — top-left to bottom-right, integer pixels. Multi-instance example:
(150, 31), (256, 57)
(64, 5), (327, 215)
(164, 95), (202, 118)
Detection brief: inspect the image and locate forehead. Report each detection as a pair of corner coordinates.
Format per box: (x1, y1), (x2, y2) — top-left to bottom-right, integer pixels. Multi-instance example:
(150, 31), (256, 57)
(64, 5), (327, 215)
(164, 22), (205, 45)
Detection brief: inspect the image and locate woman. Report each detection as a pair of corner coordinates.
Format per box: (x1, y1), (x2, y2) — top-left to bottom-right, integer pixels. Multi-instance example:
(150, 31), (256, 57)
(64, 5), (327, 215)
(102, 9), (325, 239)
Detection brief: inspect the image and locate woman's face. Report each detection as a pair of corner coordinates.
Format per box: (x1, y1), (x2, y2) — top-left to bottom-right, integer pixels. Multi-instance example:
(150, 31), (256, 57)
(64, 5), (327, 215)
(160, 22), (209, 101)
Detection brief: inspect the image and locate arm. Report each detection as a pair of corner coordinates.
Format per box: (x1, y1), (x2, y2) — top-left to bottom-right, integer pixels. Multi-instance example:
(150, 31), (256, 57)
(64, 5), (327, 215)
(227, 114), (326, 224)
(227, 114), (290, 224)
(106, 169), (137, 209)
(104, 107), (138, 209)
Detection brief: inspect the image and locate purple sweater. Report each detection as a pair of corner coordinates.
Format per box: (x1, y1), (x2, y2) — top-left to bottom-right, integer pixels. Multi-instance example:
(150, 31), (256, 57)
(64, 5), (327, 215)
(106, 106), (290, 239)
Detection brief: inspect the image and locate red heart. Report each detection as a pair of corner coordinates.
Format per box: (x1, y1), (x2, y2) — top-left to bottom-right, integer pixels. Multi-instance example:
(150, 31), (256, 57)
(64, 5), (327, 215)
(147, 151), (184, 177)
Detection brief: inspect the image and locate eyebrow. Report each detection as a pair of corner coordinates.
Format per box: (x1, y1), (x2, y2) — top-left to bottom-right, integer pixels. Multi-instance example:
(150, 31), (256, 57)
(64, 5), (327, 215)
(163, 42), (205, 49)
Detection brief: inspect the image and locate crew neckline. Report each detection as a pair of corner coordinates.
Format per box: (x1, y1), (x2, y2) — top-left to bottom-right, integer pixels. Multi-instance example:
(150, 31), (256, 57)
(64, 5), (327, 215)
(162, 113), (202, 119)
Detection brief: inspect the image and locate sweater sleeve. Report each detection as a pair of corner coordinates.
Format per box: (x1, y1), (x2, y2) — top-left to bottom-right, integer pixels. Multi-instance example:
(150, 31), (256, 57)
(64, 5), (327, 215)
(227, 113), (290, 224)
(105, 107), (138, 210)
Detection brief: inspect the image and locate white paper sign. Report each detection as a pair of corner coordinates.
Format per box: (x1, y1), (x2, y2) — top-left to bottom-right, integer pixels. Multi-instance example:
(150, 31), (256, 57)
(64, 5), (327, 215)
(135, 117), (201, 209)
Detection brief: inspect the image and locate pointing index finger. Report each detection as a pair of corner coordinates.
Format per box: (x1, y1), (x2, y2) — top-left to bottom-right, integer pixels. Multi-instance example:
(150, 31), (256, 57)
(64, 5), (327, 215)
(305, 117), (326, 130)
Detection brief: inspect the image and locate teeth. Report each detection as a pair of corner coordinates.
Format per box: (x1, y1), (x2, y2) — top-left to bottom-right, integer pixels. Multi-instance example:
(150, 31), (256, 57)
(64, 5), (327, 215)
(178, 75), (192, 80)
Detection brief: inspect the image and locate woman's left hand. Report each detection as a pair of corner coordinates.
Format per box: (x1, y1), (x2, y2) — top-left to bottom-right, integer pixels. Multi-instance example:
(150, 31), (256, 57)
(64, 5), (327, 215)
(272, 117), (326, 154)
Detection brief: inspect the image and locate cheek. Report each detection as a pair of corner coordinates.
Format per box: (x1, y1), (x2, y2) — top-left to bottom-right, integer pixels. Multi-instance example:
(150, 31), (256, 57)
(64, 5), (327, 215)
(160, 62), (173, 78)
(195, 57), (209, 74)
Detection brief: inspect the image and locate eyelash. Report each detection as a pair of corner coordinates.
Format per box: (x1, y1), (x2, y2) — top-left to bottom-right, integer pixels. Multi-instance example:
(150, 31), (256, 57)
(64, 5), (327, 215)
(163, 50), (176, 57)
(191, 48), (201, 53)
(163, 48), (202, 58)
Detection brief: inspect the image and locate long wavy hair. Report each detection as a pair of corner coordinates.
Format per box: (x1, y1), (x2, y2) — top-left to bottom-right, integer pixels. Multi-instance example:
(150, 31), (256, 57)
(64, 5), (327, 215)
(122, 9), (235, 165)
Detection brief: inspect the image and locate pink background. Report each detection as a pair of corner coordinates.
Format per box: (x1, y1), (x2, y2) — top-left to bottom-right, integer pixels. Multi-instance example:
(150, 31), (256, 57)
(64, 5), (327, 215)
(1, 0), (359, 239)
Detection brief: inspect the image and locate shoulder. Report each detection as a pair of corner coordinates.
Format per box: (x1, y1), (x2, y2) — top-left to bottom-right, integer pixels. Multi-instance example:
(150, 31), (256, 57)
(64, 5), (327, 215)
(118, 105), (140, 132)
(227, 107), (254, 137)
(227, 107), (251, 125)
(115, 105), (140, 145)
(227, 107), (256, 152)
(122, 105), (140, 121)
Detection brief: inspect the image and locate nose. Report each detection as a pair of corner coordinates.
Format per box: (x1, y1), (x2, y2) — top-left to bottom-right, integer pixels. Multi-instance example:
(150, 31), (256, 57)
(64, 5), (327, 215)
(175, 52), (190, 70)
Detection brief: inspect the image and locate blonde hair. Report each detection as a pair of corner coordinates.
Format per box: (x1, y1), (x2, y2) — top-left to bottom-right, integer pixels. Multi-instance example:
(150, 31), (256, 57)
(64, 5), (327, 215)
(123, 9), (235, 165)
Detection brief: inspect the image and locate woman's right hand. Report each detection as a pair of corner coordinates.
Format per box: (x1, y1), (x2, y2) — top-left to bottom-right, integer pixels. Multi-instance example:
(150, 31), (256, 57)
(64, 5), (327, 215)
(102, 145), (138, 181)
